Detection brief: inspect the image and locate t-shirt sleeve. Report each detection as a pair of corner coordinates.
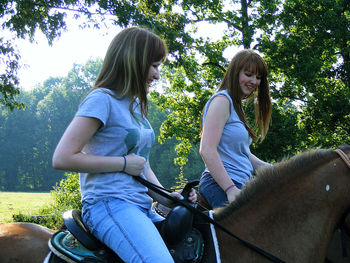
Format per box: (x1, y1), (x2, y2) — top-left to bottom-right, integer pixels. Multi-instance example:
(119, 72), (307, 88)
(75, 90), (110, 127)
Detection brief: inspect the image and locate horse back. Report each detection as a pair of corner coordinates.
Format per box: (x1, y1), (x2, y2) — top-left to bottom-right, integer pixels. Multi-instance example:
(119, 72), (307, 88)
(0, 222), (54, 263)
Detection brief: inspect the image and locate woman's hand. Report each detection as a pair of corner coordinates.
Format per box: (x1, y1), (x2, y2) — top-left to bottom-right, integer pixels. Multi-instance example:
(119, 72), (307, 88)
(187, 188), (197, 203)
(170, 188), (197, 204)
(124, 153), (146, 176)
(226, 186), (241, 203)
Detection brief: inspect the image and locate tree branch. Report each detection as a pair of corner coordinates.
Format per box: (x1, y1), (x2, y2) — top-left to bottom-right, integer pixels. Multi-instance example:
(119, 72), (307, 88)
(202, 62), (226, 72)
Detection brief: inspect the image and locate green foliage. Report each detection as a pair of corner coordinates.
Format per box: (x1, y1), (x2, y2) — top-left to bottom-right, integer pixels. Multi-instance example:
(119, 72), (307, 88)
(0, 37), (24, 111)
(250, 101), (306, 162)
(259, 0), (350, 148)
(13, 172), (81, 229)
(298, 79), (350, 147)
(0, 57), (204, 191)
(1, 0), (349, 193)
(0, 58), (99, 191)
(50, 172), (82, 211)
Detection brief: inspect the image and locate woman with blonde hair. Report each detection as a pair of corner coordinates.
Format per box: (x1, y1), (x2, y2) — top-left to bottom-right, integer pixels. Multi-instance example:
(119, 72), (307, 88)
(53, 27), (196, 263)
(199, 49), (272, 208)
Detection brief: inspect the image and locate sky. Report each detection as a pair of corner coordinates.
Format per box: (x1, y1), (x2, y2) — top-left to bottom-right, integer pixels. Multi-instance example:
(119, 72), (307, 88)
(14, 19), (117, 91)
(12, 18), (234, 91)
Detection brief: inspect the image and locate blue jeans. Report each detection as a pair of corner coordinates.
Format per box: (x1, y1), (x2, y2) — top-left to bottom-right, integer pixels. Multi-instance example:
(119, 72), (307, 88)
(199, 172), (243, 209)
(82, 198), (174, 263)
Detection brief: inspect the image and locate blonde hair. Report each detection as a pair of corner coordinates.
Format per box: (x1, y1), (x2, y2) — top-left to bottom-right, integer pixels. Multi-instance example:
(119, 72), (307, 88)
(92, 27), (168, 117)
(218, 50), (272, 141)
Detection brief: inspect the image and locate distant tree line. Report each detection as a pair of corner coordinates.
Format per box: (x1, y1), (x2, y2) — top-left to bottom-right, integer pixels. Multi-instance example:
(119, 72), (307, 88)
(0, 59), (205, 191)
(0, 56), (348, 192)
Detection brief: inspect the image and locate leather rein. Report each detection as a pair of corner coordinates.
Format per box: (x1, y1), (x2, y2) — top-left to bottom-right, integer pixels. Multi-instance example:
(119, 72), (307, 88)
(334, 148), (350, 258)
(335, 148), (350, 169)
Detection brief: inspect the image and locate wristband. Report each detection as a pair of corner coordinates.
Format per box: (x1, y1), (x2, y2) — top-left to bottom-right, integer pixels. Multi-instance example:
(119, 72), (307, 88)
(122, 156), (126, 172)
(224, 184), (236, 193)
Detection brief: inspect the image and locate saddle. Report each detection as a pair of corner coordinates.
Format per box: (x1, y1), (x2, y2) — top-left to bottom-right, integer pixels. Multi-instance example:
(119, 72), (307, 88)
(47, 210), (119, 263)
(47, 206), (208, 263)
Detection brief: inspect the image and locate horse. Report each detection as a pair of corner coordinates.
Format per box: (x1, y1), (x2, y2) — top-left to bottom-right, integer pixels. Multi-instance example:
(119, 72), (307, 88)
(0, 146), (349, 263)
(0, 222), (54, 263)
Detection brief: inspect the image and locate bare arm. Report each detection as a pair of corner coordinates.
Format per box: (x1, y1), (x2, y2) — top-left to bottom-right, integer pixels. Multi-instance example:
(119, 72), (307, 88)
(199, 95), (240, 203)
(52, 116), (145, 175)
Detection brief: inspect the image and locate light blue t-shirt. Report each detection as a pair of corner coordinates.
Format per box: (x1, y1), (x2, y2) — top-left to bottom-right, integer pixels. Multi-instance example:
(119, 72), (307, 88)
(76, 88), (155, 209)
(202, 90), (253, 186)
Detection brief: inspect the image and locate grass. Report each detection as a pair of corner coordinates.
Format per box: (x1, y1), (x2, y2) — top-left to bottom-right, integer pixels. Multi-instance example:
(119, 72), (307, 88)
(0, 192), (52, 223)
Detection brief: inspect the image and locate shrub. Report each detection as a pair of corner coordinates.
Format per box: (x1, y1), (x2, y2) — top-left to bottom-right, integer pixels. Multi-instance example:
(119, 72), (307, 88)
(13, 172), (81, 229)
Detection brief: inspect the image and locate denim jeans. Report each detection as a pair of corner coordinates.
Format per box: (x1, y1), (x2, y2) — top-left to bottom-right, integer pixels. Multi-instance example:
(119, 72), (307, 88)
(199, 172), (243, 209)
(82, 198), (174, 263)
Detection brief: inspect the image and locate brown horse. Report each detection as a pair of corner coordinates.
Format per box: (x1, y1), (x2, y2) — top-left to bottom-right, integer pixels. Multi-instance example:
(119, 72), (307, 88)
(0, 146), (349, 263)
(212, 146), (350, 262)
(0, 222), (54, 263)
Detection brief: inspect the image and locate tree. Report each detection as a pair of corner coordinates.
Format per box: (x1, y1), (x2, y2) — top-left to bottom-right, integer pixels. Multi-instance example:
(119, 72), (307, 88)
(0, 57), (204, 191)
(259, 0), (350, 147)
(0, 37), (23, 110)
(0, 0), (100, 110)
(0, 58), (100, 191)
(0, 87), (45, 190)
(1, 0), (348, 167)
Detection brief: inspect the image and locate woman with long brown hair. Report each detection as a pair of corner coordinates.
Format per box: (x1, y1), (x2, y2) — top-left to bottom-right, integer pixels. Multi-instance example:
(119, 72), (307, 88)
(52, 27), (196, 262)
(199, 49), (272, 208)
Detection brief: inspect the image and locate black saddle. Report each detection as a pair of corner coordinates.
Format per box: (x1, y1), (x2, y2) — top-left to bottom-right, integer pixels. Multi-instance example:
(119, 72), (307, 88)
(46, 180), (206, 262)
(47, 206), (204, 263)
(48, 209), (120, 263)
(62, 209), (102, 251)
(63, 205), (195, 248)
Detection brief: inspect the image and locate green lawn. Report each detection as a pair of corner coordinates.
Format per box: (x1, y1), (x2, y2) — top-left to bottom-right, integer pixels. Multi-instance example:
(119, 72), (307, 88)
(0, 192), (52, 223)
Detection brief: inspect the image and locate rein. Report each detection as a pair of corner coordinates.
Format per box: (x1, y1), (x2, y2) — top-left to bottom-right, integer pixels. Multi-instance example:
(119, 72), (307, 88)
(335, 148), (350, 168)
(334, 148), (350, 258)
(135, 176), (285, 263)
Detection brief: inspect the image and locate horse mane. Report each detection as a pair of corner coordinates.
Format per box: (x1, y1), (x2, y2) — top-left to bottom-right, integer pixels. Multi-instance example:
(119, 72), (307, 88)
(214, 144), (350, 221)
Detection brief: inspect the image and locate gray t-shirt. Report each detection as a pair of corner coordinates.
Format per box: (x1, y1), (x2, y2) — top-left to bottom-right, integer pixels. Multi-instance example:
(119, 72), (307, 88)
(76, 88), (155, 209)
(202, 89), (253, 186)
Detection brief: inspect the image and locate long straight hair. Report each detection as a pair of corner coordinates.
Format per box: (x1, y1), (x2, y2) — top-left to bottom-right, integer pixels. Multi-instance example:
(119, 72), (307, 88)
(218, 50), (272, 141)
(91, 27), (168, 118)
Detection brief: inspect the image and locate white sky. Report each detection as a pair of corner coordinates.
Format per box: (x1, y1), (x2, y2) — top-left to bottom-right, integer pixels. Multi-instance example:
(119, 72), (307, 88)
(12, 17), (237, 91)
(14, 19), (117, 90)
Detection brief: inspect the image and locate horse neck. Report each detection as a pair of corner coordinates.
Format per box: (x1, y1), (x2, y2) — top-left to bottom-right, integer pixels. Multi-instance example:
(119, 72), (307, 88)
(215, 150), (350, 262)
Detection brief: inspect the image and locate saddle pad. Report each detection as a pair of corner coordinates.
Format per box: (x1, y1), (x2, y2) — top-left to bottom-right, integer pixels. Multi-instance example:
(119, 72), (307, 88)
(49, 230), (105, 263)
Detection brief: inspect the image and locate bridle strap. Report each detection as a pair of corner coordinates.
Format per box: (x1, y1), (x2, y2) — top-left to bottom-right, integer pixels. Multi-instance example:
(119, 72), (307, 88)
(334, 148), (350, 258)
(335, 149), (350, 169)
